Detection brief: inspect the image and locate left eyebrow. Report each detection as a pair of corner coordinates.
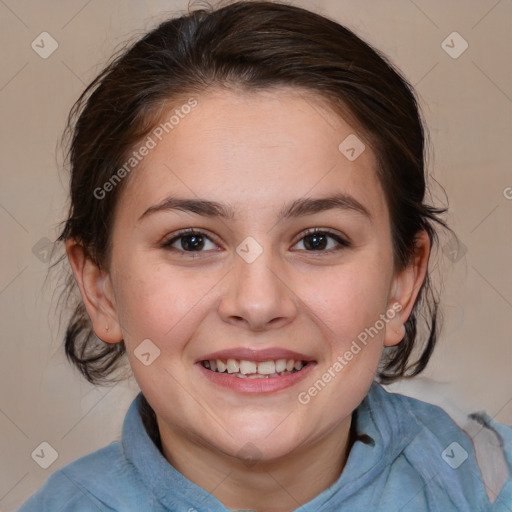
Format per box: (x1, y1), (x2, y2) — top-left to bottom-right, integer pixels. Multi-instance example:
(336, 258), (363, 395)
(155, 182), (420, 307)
(137, 193), (372, 223)
(278, 194), (372, 222)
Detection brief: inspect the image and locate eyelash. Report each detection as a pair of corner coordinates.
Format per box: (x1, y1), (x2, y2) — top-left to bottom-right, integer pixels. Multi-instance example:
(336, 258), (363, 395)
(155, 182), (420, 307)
(160, 227), (351, 257)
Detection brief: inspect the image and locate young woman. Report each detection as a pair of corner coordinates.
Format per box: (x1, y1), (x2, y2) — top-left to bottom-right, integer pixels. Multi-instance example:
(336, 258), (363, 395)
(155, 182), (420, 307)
(18, 1), (511, 511)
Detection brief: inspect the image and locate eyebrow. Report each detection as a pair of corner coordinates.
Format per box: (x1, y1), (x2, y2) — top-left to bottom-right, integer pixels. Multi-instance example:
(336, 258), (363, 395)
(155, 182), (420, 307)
(138, 193), (372, 223)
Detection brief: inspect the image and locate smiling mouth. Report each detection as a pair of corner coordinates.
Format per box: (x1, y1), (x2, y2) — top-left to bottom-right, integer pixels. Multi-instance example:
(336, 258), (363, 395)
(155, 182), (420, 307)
(200, 358), (310, 379)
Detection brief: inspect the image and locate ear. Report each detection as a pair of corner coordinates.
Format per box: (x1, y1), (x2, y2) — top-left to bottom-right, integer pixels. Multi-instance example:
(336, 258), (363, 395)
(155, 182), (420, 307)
(65, 239), (123, 344)
(384, 230), (431, 347)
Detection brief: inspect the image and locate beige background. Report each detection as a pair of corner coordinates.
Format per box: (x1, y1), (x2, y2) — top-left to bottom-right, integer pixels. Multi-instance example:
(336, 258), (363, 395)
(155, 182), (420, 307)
(1, 0), (511, 510)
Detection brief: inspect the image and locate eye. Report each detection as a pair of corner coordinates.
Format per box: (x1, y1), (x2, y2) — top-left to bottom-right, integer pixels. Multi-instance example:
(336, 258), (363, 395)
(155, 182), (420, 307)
(292, 228), (350, 252)
(161, 227), (351, 257)
(161, 229), (219, 255)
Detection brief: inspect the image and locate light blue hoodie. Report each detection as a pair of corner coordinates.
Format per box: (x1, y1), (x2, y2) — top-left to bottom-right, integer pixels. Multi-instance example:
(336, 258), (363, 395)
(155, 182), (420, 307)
(17, 382), (512, 511)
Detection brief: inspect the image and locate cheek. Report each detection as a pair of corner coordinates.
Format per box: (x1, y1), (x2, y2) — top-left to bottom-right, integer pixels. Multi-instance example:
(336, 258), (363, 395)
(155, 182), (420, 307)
(299, 261), (391, 346)
(113, 255), (219, 348)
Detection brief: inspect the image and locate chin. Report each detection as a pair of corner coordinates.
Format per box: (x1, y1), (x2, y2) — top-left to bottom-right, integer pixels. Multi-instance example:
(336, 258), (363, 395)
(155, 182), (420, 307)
(210, 421), (309, 462)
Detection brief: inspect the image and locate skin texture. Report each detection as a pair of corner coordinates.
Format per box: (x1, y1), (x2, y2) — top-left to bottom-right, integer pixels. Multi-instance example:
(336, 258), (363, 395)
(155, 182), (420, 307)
(67, 87), (430, 512)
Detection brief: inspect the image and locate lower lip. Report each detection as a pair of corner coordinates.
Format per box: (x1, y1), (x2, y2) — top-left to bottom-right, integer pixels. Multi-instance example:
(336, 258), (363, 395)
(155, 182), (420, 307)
(196, 362), (316, 394)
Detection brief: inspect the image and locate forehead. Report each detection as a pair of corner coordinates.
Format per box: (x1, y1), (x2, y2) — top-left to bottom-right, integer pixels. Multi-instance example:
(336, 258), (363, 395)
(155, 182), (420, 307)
(119, 87), (388, 224)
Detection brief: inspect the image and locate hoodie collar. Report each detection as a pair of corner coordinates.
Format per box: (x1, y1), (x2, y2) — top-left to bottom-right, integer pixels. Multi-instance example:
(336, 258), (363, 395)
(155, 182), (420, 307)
(122, 381), (421, 511)
(296, 381), (422, 511)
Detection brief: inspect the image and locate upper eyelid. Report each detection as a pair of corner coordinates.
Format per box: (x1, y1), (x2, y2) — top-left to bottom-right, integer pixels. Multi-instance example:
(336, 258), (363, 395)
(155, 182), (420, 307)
(163, 228), (218, 245)
(163, 227), (349, 249)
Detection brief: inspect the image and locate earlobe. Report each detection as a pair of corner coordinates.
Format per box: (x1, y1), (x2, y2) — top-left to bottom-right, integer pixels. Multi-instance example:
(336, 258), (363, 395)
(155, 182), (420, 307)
(384, 230), (430, 347)
(65, 239), (123, 344)
(385, 279), (407, 346)
(383, 308), (406, 347)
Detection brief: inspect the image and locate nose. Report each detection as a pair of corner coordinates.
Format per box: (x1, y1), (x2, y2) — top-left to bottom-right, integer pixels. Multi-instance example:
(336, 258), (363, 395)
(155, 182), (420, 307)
(218, 247), (298, 332)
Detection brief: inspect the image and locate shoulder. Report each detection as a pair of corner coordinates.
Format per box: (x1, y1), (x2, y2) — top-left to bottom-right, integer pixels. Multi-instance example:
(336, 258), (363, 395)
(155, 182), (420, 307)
(16, 441), (146, 512)
(370, 383), (512, 511)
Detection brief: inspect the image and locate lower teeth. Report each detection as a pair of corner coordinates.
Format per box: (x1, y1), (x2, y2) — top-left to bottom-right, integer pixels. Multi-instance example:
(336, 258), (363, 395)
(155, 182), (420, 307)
(233, 370), (297, 379)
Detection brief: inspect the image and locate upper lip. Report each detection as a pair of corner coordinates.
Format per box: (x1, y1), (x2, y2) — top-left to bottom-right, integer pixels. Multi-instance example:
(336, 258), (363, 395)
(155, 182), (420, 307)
(197, 347), (315, 363)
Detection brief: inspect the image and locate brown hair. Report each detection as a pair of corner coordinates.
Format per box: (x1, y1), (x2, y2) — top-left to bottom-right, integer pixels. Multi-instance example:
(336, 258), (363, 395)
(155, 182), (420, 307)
(55, 0), (450, 387)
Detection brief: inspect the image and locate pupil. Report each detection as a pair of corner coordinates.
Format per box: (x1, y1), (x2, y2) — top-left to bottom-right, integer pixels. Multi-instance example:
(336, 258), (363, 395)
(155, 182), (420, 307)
(305, 233), (327, 250)
(182, 234), (204, 251)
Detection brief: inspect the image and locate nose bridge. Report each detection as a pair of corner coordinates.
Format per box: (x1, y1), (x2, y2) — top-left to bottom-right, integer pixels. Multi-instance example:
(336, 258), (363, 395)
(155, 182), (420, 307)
(218, 235), (297, 330)
(235, 236), (284, 304)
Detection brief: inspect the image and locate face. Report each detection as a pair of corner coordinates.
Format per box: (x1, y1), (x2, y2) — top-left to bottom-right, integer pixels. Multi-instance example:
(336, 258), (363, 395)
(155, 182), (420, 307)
(74, 87), (421, 464)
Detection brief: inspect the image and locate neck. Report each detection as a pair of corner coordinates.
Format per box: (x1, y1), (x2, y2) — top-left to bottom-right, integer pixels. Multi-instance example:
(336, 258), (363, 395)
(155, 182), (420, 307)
(152, 411), (356, 512)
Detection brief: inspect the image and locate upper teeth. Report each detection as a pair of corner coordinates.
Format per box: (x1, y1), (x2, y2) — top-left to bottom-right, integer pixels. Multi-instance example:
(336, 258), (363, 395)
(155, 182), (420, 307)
(203, 358), (305, 375)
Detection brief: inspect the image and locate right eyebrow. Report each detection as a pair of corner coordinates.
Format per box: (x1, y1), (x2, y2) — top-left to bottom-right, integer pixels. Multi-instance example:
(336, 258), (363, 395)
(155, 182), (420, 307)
(138, 197), (236, 222)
